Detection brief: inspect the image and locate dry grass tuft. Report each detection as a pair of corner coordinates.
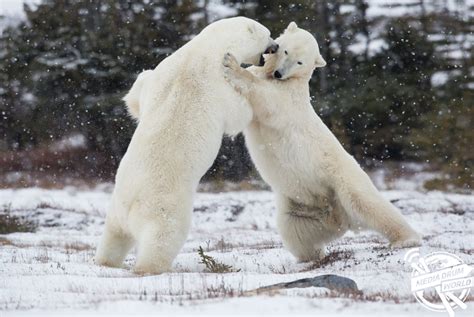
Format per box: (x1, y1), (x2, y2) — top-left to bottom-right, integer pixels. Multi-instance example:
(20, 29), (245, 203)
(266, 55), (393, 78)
(0, 204), (37, 234)
(197, 246), (240, 273)
(302, 248), (355, 271)
(64, 242), (94, 252)
(0, 237), (14, 246)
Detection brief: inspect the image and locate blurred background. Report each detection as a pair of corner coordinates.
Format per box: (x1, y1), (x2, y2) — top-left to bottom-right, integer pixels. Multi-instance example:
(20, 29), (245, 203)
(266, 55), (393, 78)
(0, 0), (472, 191)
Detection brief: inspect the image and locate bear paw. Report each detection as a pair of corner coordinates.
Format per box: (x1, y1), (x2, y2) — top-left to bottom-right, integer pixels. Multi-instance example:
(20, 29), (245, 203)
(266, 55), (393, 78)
(296, 248), (326, 263)
(223, 53), (247, 93)
(223, 52), (240, 70)
(390, 236), (422, 249)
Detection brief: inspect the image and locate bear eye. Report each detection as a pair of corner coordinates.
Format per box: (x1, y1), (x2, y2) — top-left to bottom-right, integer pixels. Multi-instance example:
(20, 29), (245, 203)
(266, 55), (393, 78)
(284, 50), (288, 55)
(297, 61), (303, 65)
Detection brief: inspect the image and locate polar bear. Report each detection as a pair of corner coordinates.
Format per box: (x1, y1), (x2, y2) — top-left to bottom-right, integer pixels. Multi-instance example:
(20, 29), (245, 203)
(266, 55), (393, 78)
(95, 17), (277, 274)
(222, 22), (421, 262)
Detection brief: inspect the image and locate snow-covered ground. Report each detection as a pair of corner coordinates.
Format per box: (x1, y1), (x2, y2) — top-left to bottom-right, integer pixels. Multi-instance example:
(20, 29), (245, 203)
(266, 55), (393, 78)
(0, 184), (473, 315)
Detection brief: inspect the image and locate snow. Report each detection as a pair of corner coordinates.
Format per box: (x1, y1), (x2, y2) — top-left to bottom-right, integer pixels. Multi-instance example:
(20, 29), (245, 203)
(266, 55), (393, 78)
(341, 0), (472, 66)
(347, 37), (388, 57)
(364, 0), (473, 19)
(49, 134), (87, 151)
(0, 0), (473, 313)
(206, 0), (238, 22)
(1, 184), (473, 314)
(0, 0), (39, 31)
(431, 71), (450, 87)
(0, 0), (35, 16)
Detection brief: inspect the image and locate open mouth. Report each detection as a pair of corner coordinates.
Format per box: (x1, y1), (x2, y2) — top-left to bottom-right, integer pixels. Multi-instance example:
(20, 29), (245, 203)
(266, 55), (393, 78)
(260, 43), (279, 66)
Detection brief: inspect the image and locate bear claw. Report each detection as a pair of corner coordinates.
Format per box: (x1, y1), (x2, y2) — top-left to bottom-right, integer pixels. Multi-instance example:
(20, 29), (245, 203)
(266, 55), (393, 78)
(223, 52), (239, 70)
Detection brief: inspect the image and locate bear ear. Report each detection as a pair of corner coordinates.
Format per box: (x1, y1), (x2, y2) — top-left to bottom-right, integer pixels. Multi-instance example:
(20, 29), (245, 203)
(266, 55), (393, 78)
(314, 55), (327, 68)
(286, 22), (298, 33)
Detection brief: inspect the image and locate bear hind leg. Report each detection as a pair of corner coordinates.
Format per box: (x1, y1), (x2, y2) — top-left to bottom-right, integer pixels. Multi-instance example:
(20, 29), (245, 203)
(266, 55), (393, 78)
(278, 213), (327, 262)
(131, 197), (193, 275)
(277, 197), (334, 263)
(95, 221), (134, 268)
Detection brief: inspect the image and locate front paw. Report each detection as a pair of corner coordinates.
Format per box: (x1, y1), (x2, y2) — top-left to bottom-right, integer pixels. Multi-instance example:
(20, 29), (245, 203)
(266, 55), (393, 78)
(223, 52), (240, 71)
(390, 235), (422, 249)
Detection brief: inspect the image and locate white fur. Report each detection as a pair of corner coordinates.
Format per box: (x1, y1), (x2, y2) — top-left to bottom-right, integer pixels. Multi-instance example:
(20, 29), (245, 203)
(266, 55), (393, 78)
(95, 17), (275, 274)
(223, 22), (421, 262)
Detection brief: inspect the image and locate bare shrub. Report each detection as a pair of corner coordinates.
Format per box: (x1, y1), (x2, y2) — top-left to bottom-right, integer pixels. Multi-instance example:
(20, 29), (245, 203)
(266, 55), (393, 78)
(0, 204), (37, 234)
(197, 246), (240, 273)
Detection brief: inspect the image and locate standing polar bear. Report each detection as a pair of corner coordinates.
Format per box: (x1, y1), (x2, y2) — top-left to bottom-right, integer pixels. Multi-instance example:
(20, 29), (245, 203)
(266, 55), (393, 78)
(95, 17), (277, 274)
(223, 22), (421, 262)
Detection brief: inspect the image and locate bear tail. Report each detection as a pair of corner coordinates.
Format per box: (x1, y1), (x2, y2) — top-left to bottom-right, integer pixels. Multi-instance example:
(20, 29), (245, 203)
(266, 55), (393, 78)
(123, 70), (153, 120)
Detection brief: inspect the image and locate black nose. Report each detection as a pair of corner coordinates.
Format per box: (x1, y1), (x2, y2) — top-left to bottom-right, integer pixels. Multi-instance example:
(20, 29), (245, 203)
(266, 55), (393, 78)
(274, 71), (282, 79)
